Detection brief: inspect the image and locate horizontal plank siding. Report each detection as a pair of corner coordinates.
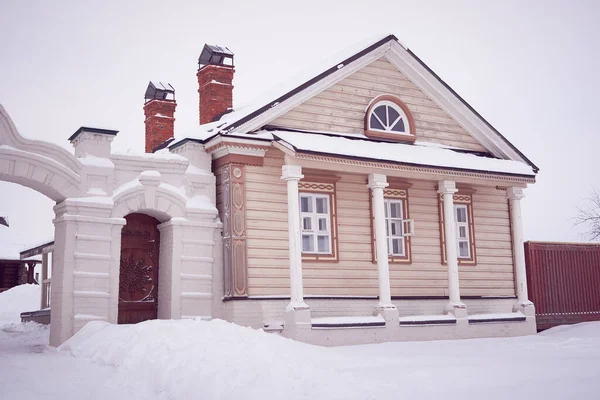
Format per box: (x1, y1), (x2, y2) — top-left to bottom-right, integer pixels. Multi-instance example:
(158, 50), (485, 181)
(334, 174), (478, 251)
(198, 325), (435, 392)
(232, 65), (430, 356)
(244, 149), (515, 297)
(271, 58), (487, 152)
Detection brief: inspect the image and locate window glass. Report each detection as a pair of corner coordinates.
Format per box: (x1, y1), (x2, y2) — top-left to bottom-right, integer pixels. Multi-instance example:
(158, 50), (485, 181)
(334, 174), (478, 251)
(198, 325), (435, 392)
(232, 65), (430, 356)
(302, 235), (314, 252)
(456, 207), (467, 223)
(318, 218), (327, 232)
(317, 236), (329, 252)
(459, 241), (470, 258)
(374, 105), (387, 125)
(316, 197), (327, 214)
(390, 202), (402, 218)
(391, 220), (402, 236)
(302, 217), (312, 231)
(370, 114), (385, 130)
(300, 196), (311, 213)
(458, 226), (467, 239)
(388, 106), (400, 124)
(392, 118), (405, 132)
(392, 238), (403, 255)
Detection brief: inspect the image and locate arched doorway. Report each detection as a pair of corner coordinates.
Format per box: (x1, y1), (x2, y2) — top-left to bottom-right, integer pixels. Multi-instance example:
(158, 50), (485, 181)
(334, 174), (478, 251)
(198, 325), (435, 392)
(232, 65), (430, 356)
(118, 213), (161, 324)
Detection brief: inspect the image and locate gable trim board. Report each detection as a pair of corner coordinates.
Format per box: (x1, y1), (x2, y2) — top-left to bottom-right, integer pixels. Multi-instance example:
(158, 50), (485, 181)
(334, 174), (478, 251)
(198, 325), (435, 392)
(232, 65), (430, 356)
(171, 34), (537, 174)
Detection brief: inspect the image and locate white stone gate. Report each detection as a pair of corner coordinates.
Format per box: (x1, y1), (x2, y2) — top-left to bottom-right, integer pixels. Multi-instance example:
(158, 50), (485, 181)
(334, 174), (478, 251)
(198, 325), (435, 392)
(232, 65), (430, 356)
(0, 105), (222, 346)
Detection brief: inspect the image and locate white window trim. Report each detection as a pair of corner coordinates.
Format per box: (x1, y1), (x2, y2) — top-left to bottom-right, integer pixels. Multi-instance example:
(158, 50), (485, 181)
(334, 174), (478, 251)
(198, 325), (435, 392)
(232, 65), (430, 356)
(300, 193), (332, 255)
(384, 198), (405, 257)
(454, 204), (471, 259)
(368, 100), (410, 134)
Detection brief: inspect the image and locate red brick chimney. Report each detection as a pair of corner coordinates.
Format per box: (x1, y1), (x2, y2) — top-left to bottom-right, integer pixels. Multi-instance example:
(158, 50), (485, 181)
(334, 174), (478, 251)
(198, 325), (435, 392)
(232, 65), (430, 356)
(197, 44), (234, 125)
(144, 81), (176, 153)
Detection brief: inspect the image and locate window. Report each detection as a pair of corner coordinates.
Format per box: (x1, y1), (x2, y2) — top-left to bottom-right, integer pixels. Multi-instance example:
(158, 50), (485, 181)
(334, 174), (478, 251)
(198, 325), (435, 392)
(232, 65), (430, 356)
(454, 204), (470, 258)
(364, 95), (416, 142)
(385, 199), (406, 256)
(298, 175), (339, 262)
(300, 193), (331, 254)
(371, 182), (413, 264)
(438, 188), (477, 265)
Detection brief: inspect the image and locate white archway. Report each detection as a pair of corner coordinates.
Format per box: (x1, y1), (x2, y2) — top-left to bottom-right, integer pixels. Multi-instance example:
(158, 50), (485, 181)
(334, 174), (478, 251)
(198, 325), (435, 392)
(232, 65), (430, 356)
(0, 105), (82, 201)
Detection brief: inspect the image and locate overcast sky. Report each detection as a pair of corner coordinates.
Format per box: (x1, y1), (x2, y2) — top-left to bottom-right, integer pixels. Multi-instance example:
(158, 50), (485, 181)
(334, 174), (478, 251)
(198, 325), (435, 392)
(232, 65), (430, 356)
(1, 0), (599, 256)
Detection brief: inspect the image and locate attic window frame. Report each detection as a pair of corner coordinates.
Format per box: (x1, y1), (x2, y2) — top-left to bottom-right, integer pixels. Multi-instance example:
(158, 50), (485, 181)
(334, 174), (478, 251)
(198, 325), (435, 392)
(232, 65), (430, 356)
(364, 95), (416, 143)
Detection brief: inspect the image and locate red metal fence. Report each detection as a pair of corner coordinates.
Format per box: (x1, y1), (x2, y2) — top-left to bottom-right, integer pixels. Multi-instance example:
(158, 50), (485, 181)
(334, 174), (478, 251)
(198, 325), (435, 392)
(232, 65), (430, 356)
(525, 241), (600, 331)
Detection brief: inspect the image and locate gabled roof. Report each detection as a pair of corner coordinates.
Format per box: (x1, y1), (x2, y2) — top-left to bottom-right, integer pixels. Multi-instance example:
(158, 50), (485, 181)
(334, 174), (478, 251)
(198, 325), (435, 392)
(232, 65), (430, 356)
(171, 34), (538, 173)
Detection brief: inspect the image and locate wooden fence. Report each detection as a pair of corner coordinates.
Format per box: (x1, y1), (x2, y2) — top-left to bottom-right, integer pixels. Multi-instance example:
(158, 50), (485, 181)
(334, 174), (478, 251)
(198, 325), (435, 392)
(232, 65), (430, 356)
(525, 241), (600, 331)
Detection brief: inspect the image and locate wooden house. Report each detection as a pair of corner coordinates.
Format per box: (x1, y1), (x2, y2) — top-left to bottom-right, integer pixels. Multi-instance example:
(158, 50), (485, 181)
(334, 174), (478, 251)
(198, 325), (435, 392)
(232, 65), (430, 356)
(165, 35), (539, 344)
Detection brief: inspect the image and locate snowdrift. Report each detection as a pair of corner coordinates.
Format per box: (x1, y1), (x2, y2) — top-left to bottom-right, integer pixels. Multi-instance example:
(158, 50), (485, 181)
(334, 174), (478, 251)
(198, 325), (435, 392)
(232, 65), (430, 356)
(0, 284), (40, 325)
(59, 319), (374, 400)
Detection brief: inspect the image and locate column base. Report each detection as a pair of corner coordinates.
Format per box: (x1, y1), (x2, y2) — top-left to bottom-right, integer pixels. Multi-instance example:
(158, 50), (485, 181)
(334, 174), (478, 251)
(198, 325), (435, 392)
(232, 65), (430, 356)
(513, 300), (535, 317)
(444, 301), (468, 318)
(374, 303), (399, 324)
(284, 302), (311, 328)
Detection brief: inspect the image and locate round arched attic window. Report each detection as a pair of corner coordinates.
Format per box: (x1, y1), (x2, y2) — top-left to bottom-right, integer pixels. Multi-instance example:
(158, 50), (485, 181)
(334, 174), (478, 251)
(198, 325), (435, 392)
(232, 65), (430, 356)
(365, 95), (416, 142)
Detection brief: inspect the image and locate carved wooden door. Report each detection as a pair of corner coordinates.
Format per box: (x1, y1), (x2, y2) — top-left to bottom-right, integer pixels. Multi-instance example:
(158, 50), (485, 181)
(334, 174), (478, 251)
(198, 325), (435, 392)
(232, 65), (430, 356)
(118, 213), (160, 324)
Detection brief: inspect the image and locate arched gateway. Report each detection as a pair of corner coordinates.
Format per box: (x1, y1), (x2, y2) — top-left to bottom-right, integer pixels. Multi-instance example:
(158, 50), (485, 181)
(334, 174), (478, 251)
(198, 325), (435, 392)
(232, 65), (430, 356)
(118, 213), (161, 324)
(0, 105), (222, 346)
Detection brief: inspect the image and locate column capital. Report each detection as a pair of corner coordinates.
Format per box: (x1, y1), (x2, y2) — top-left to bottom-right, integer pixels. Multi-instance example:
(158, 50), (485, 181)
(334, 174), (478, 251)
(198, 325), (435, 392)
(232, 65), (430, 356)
(437, 180), (457, 195)
(367, 173), (389, 190)
(281, 164), (303, 181)
(506, 186), (525, 200)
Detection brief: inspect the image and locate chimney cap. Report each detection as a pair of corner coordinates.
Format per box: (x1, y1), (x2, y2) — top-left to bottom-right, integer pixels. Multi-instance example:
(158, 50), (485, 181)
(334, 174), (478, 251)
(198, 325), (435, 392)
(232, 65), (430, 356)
(145, 81), (175, 102)
(198, 44), (234, 68)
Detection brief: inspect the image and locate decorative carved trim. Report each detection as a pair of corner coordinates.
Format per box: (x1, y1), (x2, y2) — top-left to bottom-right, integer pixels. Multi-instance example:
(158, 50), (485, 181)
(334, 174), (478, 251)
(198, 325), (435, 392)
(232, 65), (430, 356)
(439, 187), (478, 266)
(364, 94), (417, 143)
(370, 185), (412, 264)
(299, 179), (339, 263)
(290, 151), (535, 184)
(219, 164), (248, 297)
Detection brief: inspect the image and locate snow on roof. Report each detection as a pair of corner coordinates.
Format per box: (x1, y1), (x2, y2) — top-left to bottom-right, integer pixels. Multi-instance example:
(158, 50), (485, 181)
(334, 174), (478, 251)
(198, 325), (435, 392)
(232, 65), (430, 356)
(272, 130), (535, 177)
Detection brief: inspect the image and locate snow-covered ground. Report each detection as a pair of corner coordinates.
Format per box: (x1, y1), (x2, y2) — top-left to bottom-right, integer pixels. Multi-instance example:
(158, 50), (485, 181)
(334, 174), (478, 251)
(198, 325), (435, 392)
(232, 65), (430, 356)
(1, 285), (599, 400)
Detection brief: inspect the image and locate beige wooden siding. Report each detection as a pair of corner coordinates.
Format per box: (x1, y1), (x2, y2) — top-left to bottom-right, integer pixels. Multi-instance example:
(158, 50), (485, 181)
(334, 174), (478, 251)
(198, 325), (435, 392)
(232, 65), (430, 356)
(244, 149), (515, 297)
(270, 58), (487, 152)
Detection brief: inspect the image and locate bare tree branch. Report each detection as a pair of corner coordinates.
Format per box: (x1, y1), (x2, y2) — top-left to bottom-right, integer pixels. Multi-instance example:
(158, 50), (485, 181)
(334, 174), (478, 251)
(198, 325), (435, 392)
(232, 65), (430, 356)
(574, 189), (600, 241)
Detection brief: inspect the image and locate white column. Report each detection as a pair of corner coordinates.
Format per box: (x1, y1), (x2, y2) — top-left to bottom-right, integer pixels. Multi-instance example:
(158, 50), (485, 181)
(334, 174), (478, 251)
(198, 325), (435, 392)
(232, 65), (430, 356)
(438, 180), (467, 317)
(281, 165), (309, 313)
(367, 174), (395, 310)
(507, 187), (535, 315)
